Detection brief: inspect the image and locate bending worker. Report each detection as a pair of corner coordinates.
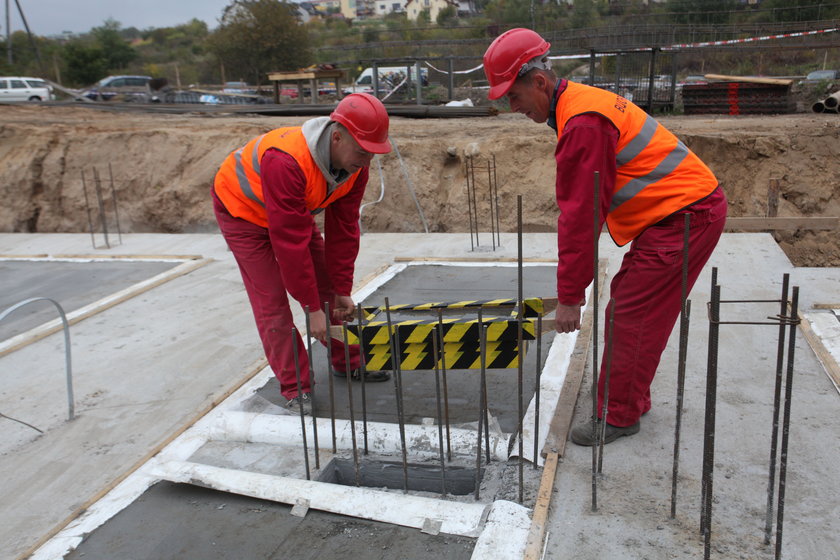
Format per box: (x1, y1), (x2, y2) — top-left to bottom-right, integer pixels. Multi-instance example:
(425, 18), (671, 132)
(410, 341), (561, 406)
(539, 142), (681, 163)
(212, 93), (392, 415)
(483, 29), (727, 445)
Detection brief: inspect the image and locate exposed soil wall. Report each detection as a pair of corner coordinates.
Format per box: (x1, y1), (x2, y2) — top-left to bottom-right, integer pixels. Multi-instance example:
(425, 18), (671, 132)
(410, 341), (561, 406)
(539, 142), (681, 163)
(1, 105), (838, 265)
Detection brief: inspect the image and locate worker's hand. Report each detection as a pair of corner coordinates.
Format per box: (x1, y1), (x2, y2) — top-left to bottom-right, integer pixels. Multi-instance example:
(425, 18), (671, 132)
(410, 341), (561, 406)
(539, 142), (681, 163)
(555, 303), (582, 333)
(308, 309), (328, 342)
(332, 295), (356, 322)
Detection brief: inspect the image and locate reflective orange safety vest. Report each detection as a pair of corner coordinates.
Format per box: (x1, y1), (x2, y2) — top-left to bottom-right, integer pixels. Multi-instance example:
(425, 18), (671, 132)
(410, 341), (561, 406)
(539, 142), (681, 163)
(214, 127), (361, 228)
(555, 81), (718, 246)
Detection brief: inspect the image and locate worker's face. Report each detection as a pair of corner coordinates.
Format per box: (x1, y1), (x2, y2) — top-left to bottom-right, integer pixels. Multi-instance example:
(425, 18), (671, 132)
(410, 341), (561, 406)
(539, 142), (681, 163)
(506, 73), (551, 123)
(331, 127), (374, 173)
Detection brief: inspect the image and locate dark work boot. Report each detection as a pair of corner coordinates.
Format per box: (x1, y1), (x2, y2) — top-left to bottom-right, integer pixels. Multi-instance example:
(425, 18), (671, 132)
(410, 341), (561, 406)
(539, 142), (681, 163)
(570, 417), (640, 446)
(332, 368), (391, 382)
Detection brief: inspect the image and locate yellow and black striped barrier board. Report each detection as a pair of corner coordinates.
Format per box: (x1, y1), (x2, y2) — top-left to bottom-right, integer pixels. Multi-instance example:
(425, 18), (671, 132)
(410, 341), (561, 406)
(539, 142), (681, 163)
(342, 316), (537, 347)
(363, 340), (527, 371)
(362, 296), (556, 319)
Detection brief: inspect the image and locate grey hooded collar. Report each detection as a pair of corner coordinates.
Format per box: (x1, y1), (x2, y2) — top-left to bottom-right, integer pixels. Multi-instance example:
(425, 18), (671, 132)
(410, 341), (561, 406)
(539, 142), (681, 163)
(301, 116), (352, 195)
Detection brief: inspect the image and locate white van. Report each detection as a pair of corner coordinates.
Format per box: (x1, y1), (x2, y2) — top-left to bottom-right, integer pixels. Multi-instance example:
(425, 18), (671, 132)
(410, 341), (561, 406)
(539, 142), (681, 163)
(343, 66), (429, 94)
(0, 76), (54, 102)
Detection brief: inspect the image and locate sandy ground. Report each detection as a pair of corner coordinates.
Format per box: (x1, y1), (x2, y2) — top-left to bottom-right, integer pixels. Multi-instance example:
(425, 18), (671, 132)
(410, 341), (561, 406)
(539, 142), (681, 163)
(0, 104), (839, 266)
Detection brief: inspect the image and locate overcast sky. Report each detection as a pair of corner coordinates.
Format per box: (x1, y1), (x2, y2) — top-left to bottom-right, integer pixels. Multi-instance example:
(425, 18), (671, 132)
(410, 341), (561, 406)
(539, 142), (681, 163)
(5, 0), (237, 36)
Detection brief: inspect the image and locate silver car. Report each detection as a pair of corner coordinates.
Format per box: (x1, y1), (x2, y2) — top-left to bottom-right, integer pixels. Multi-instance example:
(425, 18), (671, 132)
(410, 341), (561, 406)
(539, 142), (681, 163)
(0, 76), (54, 102)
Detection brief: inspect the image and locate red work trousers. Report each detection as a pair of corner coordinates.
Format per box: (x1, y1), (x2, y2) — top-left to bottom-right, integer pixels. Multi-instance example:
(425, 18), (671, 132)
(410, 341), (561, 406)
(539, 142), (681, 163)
(598, 188), (727, 427)
(213, 194), (360, 400)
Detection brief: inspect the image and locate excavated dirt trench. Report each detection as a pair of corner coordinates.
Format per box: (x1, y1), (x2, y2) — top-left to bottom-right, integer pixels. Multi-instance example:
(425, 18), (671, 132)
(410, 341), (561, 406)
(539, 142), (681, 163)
(1, 105), (838, 266)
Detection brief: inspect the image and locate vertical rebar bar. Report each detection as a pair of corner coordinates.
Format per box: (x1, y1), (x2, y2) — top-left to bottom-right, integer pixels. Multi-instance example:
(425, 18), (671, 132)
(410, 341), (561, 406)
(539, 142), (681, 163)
(92, 168), (110, 249)
(597, 298), (615, 474)
(775, 285), (799, 560)
(487, 160), (496, 251)
(432, 329), (447, 496)
(356, 303), (369, 455)
(591, 171), (601, 512)
(533, 313), (542, 468)
(701, 280), (721, 560)
(492, 154), (501, 246)
(466, 157), (476, 250)
(291, 327), (310, 481)
(304, 306), (320, 470)
(107, 163), (122, 245)
(479, 309), (491, 463)
(437, 309), (452, 461)
(80, 170), (96, 249)
(517, 194), (524, 504)
(384, 298), (409, 493)
(342, 322), (360, 486)
(324, 300), (337, 454)
(764, 274), (789, 544)
(475, 308), (486, 501)
(671, 213), (692, 518)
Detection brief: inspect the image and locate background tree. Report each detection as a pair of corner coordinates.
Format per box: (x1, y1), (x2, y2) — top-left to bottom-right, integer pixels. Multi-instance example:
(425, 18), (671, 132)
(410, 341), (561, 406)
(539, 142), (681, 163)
(664, 0), (737, 25)
(207, 0), (311, 85)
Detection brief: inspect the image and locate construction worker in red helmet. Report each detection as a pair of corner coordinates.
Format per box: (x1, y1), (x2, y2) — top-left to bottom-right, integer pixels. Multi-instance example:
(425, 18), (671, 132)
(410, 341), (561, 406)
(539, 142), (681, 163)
(212, 93), (392, 415)
(484, 29), (727, 445)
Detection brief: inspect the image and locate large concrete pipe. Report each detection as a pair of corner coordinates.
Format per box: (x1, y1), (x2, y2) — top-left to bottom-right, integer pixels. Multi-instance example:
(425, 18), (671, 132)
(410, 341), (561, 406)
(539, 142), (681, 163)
(822, 89), (840, 109)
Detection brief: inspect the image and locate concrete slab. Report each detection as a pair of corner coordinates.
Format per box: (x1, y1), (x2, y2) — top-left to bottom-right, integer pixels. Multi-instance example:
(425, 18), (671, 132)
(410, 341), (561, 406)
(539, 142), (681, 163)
(1, 232), (838, 560)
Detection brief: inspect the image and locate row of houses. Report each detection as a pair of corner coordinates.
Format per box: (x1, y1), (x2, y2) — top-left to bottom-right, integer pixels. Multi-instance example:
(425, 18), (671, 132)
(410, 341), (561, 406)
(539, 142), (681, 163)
(298, 0), (476, 22)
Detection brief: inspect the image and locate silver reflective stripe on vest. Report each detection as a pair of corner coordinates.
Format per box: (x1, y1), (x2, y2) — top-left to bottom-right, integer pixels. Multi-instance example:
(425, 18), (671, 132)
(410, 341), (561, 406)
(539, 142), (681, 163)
(232, 137), (267, 208)
(610, 140), (690, 212)
(616, 114), (658, 166)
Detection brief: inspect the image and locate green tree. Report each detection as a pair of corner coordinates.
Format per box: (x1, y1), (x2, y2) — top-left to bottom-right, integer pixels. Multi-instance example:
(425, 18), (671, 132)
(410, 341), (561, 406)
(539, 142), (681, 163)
(207, 0), (311, 85)
(62, 41), (108, 85)
(484, 0), (531, 26)
(760, 0), (840, 22)
(91, 19), (137, 70)
(436, 5), (458, 26)
(570, 0), (599, 29)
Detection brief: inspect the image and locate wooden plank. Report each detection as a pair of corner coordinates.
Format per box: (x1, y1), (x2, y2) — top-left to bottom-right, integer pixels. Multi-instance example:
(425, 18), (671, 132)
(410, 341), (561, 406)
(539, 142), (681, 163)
(541, 260), (608, 458)
(267, 70), (343, 81)
(798, 312), (840, 392)
(523, 451), (560, 560)
(704, 73), (793, 85)
(813, 303), (840, 310)
(724, 216), (838, 231)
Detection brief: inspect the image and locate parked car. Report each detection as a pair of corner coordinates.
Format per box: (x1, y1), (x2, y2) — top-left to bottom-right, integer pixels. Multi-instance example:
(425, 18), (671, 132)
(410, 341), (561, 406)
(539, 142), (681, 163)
(222, 81), (253, 94)
(83, 75), (152, 101)
(0, 76), (54, 102)
(799, 69), (840, 85)
(678, 75), (708, 88)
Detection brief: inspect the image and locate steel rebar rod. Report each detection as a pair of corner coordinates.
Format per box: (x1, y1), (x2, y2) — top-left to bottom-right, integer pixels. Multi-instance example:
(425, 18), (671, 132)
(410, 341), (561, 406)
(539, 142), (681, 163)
(92, 168), (110, 249)
(437, 309), (453, 461)
(342, 322), (360, 486)
(466, 157), (476, 250)
(701, 281), (721, 560)
(304, 306), (320, 469)
(517, 194), (524, 504)
(324, 301), (337, 454)
(291, 327), (310, 481)
(479, 309), (491, 463)
(384, 298), (409, 493)
(764, 273), (789, 544)
(80, 171), (96, 249)
(533, 313), (542, 468)
(591, 171), (601, 512)
(356, 303), (369, 455)
(432, 330), (447, 496)
(597, 298), (616, 474)
(671, 213), (692, 518)
(107, 163), (122, 245)
(775, 286), (799, 560)
(492, 154), (501, 246)
(487, 160), (496, 251)
(475, 308), (486, 501)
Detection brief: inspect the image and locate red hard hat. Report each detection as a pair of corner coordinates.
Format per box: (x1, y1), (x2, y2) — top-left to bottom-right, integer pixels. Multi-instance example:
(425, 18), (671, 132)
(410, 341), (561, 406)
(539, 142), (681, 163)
(330, 93), (391, 154)
(483, 28), (551, 100)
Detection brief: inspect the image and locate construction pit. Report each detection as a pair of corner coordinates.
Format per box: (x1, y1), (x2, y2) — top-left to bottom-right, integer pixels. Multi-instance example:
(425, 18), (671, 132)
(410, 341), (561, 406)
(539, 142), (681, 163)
(1, 105), (839, 559)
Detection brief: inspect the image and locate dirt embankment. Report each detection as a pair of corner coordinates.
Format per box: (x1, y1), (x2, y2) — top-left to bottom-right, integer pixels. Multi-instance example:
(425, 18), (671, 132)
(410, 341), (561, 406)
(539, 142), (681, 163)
(1, 105), (838, 266)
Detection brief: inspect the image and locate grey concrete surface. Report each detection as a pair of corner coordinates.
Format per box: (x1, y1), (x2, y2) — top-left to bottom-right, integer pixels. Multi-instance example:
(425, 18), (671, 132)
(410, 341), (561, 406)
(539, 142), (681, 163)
(1, 232), (837, 560)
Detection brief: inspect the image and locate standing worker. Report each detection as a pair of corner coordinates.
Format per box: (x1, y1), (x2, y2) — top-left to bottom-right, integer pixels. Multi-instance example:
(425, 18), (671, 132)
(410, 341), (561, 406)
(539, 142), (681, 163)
(482, 29), (727, 445)
(212, 93), (392, 415)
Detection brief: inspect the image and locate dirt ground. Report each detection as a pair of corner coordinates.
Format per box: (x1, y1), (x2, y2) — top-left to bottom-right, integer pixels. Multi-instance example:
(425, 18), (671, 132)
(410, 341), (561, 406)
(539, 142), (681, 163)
(0, 104), (838, 266)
